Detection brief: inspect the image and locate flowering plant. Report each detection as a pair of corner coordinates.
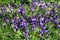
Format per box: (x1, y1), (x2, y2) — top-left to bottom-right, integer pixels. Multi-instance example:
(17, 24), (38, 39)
(0, 0), (60, 40)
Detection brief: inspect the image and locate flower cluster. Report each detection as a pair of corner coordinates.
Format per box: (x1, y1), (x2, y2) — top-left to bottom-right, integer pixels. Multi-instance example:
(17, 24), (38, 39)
(0, 0), (60, 40)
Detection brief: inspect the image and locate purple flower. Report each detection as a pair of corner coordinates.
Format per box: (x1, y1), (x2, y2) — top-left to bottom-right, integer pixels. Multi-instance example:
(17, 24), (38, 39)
(17, 4), (25, 14)
(23, 30), (29, 35)
(23, 29), (29, 40)
(10, 7), (14, 13)
(57, 22), (60, 28)
(58, 22), (60, 25)
(29, 16), (37, 30)
(57, 5), (60, 8)
(30, 7), (35, 12)
(57, 24), (60, 28)
(50, 13), (55, 17)
(53, 15), (59, 19)
(32, 26), (36, 30)
(39, 29), (48, 36)
(12, 17), (20, 31)
(47, 2), (50, 5)
(31, 16), (37, 22)
(41, 3), (47, 9)
(30, 2), (36, 12)
(37, 12), (42, 17)
(45, 11), (50, 15)
(20, 3), (24, 6)
(39, 29), (44, 35)
(39, 21), (44, 26)
(0, 12), (2, 16)
(50, 18), (58, 24)
(38, 3), (47, 9)
(51, 9), (55, 13)
(20, 18), (28, 29)
(17, 7), (26, 14)
(12, 17), (18, 24)
(8, 4), (11, 8)
(17, 8), (21, 13)
(41, 26), (46, 30)
(1, 7), (7, 13)
(14, 25), (18, 31)
(40, 17), (45, 21)
(3, 16), (9, 23)
(31, 22), (36, 25)
(18, 18), (23, 22)
(45, 18), (50, 23)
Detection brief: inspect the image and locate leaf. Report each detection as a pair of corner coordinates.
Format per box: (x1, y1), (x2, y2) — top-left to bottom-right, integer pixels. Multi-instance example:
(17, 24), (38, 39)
(51, 0), (54, 2)
(17, 30), (22, 36)
(32, 36), (35, 40)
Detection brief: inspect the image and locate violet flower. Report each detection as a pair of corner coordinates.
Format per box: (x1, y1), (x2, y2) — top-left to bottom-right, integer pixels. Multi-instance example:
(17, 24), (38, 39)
(17, 4), (26, 14)
(14, 24), (18, 31)
(45, 11), (51, 15)
(10, 7), (14, 13)
(57, 5), (60, 8)
(23, 29), (29, 40)
(51, 9), (55, 13)
(57, 24), (60, 28)
(39, 28), (48, 36)
(20, 18), (28, 29)
(30, 7), (35, 12)
(8, 4), (11, 8)
(3, 16), (9, 23)
(12, 17), (19, 31)
(0, 12), (2, 16)
(38, 2), (47, 9)
(30, 16), (37, 30)
(1, 7), (7, 13)
(17, 7), (26, 14)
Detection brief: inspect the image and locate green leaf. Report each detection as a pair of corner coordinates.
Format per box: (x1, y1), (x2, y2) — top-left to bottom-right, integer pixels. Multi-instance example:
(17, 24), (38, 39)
(17, 30), (22, 36)
(51, 0), (54, 2)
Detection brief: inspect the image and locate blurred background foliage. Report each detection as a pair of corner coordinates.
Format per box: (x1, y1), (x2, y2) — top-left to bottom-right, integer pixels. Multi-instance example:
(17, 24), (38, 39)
(0, 0), (60, 5)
